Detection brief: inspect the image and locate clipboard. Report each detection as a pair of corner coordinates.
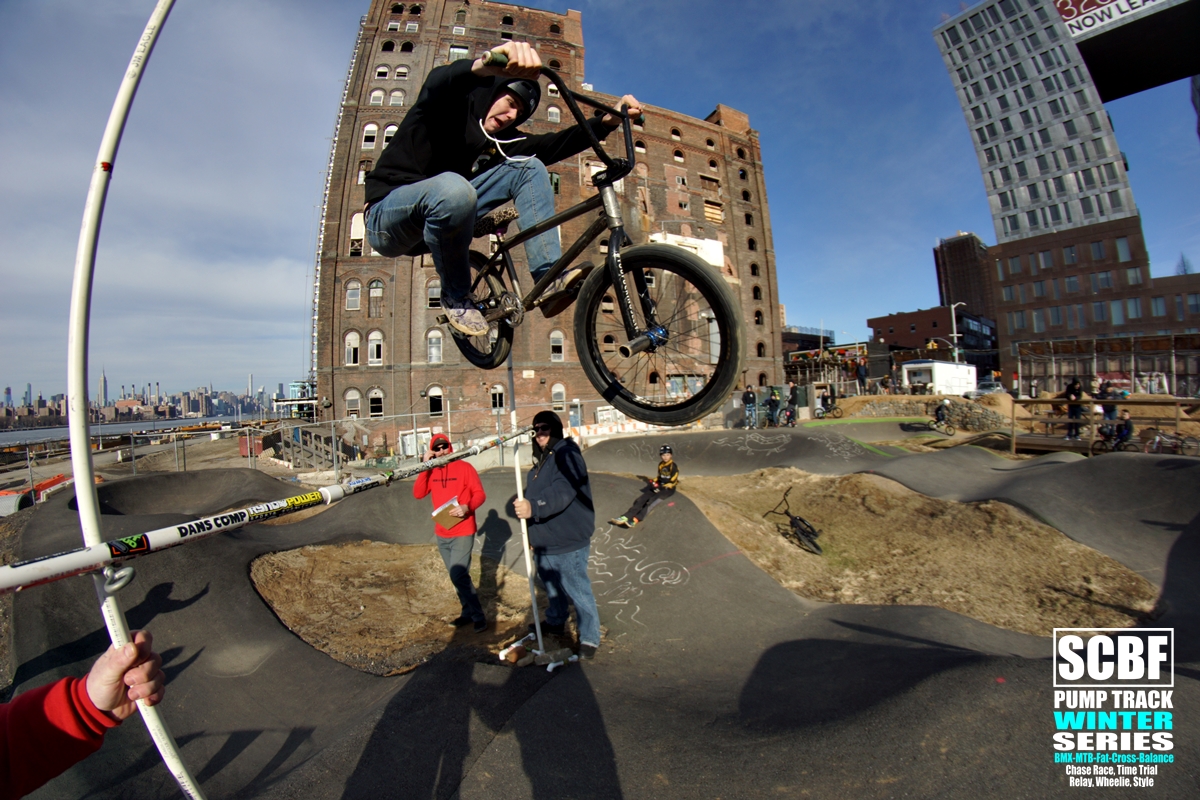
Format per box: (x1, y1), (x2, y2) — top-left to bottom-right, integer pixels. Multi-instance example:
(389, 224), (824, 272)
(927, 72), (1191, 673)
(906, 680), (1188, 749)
(432, 496), (466, 530)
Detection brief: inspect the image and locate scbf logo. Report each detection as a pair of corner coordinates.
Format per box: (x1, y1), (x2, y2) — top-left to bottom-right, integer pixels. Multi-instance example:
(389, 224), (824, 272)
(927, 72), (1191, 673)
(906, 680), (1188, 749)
(1054, 628), (1173, 688)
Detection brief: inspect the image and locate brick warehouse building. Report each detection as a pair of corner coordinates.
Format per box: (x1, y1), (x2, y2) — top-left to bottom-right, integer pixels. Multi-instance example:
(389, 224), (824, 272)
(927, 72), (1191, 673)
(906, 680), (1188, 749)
(313, 0), (781, 434)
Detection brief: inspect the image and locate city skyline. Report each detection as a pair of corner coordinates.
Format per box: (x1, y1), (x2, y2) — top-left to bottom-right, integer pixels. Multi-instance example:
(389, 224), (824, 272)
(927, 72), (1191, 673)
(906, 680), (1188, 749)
(1, 0), (1195, 396)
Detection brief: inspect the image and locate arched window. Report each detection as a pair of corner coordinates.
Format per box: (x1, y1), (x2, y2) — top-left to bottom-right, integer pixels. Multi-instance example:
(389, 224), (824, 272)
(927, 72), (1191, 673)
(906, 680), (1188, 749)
(757, 342), (766, 357)
(426, 329), (442, 363)
(547, 83), (560, 97)
(649, 372), (660, 385)
(368, 388), (385, 417)
(750, 262), (759, 276)
(601, 334), (617, 353)
(738, 168), (747, 180)
(349, 213), (365, 256)
(455, 9), (467, 24)
(550, 23), (562, 34)
(368, 279), (384, 317)
(547, 106), (560, 123)
(752, 285), (762, 300)
(383, 123), (398, 145)
(673, 150), (684, 163)
(736, 147), (746, 159)
(400, 41), (414, 52)
(670, 128), (681, 141)
(409, 4), (421, 14)
(601, 295), (614, 315)
(550, 330), (565, 362)
(549, 59), (562, 69)
(344, 331), (361, 365)
(747, 238), (757, 251)
(389, 90), (405, 106)
(344, 388), (361, 418)
(362, 123), (378, 149)
(634, 140), (646, 153)
(367, 330), (384, 365)
(742, 190), (751, 201)
(502, 15), (514, 25)
(390, 4), (404, 13)
(758, 373), (767, 386)
(426, 279), (441, 308)
(754, 310), (763, 325)
(427, 385), (443, 417)
(345, 280), (361, 310)
(706, 138), (715, 149)
(708, 159), (717, 170)
(745, 213), (754, 225)
(551, 383), (566, 411)
(395, 66), (409, 79)
(357, 159), (372, 185)
(375, 65), (389, 79)
(381, 41), (396, 52)
(369, 89), (384, 106)
(490, 384), (505, 413)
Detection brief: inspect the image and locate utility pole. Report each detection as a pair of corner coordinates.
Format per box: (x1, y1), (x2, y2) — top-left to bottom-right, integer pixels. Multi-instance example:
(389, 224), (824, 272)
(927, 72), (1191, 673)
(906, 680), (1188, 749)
(950, 302), (966, 364)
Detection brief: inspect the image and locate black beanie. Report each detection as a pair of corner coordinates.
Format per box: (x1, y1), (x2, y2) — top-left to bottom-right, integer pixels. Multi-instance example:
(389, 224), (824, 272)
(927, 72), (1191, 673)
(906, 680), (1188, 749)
(532, 410), (564, 438)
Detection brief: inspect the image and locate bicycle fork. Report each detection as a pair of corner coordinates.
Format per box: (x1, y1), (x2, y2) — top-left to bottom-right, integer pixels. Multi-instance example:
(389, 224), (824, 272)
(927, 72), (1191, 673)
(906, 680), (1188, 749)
(598, 185), (665, 357)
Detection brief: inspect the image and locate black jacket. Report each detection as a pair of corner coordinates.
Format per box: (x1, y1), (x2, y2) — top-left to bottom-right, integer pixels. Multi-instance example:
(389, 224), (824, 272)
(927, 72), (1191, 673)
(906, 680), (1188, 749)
(365, 59), (616, 205)
(524, 437), (594, 556)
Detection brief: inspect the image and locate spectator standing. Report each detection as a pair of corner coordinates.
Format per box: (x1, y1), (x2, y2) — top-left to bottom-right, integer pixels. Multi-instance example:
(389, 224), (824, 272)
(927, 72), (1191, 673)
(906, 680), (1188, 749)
(1065, 377), (1084, 440)
(513, 411), (601, 659)
(741, 386), (758, 429)
(856, 360), (868, 394)
(413, 433), (488, 633)
(766, 389), (781, 427)
(786, 381), (802, 425)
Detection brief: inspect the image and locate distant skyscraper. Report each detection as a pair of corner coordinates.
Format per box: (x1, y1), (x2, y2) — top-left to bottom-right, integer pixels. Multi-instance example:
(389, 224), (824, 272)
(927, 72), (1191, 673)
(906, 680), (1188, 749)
(3, 387), (11, 408)
(934, 231), (996, 319)
(247, 373), (253, 399)
(98, 370), (109, 407)
(23, 384), (32, 407)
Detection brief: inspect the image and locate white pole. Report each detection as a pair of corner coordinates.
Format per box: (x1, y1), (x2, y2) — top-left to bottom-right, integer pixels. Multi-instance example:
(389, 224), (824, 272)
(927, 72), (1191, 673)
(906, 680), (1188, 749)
(63, 1), (204, 797)
(512, 411), (544, 652)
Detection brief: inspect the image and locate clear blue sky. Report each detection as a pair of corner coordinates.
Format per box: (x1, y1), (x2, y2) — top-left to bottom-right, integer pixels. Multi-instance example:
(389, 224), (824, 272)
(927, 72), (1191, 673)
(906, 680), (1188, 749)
(1, 0), (1196, 399)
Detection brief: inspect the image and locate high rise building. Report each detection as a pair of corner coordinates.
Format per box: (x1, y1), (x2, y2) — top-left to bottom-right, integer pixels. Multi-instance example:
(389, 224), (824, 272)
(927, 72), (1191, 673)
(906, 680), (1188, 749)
(932, 0), (1200, 376)
(313, 0), (779, 426)
(23, 384), (32, 407)
(3, 387), (11, 408)
(98, 370), (109, 408)
(933, 231), (995, 319)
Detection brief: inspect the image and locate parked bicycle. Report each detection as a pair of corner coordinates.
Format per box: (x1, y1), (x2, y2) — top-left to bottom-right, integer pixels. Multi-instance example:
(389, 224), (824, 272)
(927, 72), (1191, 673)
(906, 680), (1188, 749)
(1142, 429), (1199, 456)
(812, 403), (843, 420)
(445, 54), (742, 426)
(762, 487), (822, 555)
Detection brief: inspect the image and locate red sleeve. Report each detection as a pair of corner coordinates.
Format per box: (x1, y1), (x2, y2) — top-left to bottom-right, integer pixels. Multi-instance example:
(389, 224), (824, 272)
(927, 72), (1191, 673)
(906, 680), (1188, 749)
(413, 469), (431, 499)
(460, 463), (486, 513)
(1, 677), (118, 800)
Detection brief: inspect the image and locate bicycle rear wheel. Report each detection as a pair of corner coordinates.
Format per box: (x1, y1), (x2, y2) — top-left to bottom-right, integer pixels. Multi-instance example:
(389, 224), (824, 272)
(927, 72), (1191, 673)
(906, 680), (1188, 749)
(574, 245), (743, 426)
(450, 250), (514, 369)
(1116, 441), (1140, 453)
(1090, 439), (1112, 456)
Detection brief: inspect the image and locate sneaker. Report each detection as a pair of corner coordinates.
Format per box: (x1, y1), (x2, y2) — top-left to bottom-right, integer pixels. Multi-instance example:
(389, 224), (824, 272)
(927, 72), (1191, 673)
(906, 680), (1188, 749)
(610, 516), (629, 527)
(473, 618), (488, 634)
(540, 262), (595, 318)
(627, 517), (639, 527)
(442, 299), (489, 337)
(530, 621), (566, 637)
(579, 643), (598, 660)
(450, 615), (473, 628)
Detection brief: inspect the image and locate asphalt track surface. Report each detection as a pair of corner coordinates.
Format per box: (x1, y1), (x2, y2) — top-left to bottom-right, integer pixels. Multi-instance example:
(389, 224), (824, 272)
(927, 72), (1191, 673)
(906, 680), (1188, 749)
(10, 423), (1199, 798)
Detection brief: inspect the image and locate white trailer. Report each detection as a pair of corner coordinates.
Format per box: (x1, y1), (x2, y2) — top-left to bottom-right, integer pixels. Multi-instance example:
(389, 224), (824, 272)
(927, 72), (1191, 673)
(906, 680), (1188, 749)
(900, 360), (977, 396)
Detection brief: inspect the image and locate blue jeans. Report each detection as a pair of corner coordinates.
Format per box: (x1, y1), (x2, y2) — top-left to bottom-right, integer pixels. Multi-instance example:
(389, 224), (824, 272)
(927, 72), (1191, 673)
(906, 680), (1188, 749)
(535, 545), (600, 647)
(744, 404), (758, 428)
(365, 159), (561, 305)
(437, 534), (485, 623)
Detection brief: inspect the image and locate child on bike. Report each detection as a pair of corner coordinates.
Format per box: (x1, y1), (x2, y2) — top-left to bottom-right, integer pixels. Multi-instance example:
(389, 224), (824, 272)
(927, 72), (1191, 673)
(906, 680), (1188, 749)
(363, 42), (642, 335)
(935, 399), (950, 424)
(1115, 409), (1134, 446)
(610, 445), (679, 528)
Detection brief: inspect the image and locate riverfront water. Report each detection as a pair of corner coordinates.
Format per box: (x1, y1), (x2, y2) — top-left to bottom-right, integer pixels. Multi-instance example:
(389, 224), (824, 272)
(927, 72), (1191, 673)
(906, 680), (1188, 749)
(0, 416), (259, 448)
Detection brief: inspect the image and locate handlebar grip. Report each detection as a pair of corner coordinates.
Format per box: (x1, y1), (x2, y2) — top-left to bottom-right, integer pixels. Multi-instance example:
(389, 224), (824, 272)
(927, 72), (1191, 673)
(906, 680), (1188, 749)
(481, 50), (509, 67)
(634, 113), (646, 125)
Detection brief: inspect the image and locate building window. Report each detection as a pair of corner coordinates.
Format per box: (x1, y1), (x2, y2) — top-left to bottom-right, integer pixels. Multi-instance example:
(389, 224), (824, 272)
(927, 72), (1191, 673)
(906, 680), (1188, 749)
(752, 285), (762, 300)
(673, 150), (684, 162)
(375, 66), (389, 79)
(345, 280), (361, 310)
(426, 330), (443, 363)
(1151, 296), (1166, 317)
(1063, 245), (1077, 265)
(501, 15), (513, 25)
(1124, 267), (1141, 286)
(383, 124), (399, 146)
(747, 238), (757, 251)
(551, 383), (566, 411)
(738, 168), (747, 180)
(344, 388), (361, 418)
(395, 66), (409, 79)
(381, 41), (396, 52)
(389, 90), (405, 106)
(749, 263), (759, 276)
(1126, 298), (1142, 319)
(449, 45), (470, 61)
(754, 310), (763, 325)
(1064, 275), (1079, 293)
(669, 128), (682, 141)
(547, 83), (560, 97)
(1032, 308), (1045, 333)
(547, 106), (560, 123)
(367, 331), (383, 365)
(427, 386), (443, 417)
(1049, 306), (1063, 326)
(706, 138), (715, 149)
(367, 388), (384, 417)
(756, 342), (766, 358)
(367, 280), (384, 316)
(427, 279), (441, 308)
(344, 331), (360, 366)
(349, 213), (365, 256)
(362, 123), (378, 149)
(704, 201), (723, 223)
(1188, 294), (1200, 315)
(736, 147), (746, 159)
(369, 89), (385, 106)
(744, 213), (753, 225)
(1092, 301), (1107, 322)
(400, 41), (414, 53)
(490, 385), (505, 412)
(634, 140), (646, 153)
(1110, 300), (1125, 325)
(550, 330), (565, 362)
(1090, 241), (1105, 260)
(709, 159), (718, 170)
(549, 59), (562, 69)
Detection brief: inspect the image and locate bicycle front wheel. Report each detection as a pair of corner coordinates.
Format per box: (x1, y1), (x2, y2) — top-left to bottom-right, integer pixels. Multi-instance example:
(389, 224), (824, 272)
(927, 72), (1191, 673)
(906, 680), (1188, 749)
(1182, 437), (1200, 457)
(1090, 439), (1112, 456)
(830, 406), (843, 419)
(450, 250), (513, 369)
(574, 245), (743, 426)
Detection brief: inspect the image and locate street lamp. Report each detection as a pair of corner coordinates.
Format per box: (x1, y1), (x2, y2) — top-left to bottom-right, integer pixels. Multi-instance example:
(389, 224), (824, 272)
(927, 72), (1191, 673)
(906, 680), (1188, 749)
(949, 302), (965, 364)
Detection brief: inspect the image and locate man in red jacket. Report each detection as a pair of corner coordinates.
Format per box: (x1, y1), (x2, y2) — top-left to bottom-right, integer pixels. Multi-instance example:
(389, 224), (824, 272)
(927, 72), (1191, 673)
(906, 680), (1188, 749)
(2, 629), (165, 799)
(413, 433), (488, 633)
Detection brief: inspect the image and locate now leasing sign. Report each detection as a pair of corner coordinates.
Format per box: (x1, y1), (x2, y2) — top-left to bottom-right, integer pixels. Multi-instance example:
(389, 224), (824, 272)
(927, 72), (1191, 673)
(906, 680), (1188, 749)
(1054, 0), (1169, 38)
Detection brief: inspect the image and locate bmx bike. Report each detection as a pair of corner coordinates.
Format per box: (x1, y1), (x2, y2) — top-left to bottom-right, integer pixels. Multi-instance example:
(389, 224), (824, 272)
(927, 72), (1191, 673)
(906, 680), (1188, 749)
(762, 486), (823, 556)
(1141, 429), (1199, 456)
(812, 404), (842, 419)
(444, 54), (742, 426)
(927, 418), (955, 436)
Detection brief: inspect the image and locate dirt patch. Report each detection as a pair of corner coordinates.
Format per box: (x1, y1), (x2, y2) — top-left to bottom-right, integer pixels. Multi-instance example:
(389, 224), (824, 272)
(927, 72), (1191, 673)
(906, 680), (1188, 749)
(251, 540), (552, 675)
(681, 469), (1157, 637)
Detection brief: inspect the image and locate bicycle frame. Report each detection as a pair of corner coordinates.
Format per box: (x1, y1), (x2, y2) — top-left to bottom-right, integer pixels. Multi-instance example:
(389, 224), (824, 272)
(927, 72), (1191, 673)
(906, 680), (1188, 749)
(468, 65), (657, 349)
